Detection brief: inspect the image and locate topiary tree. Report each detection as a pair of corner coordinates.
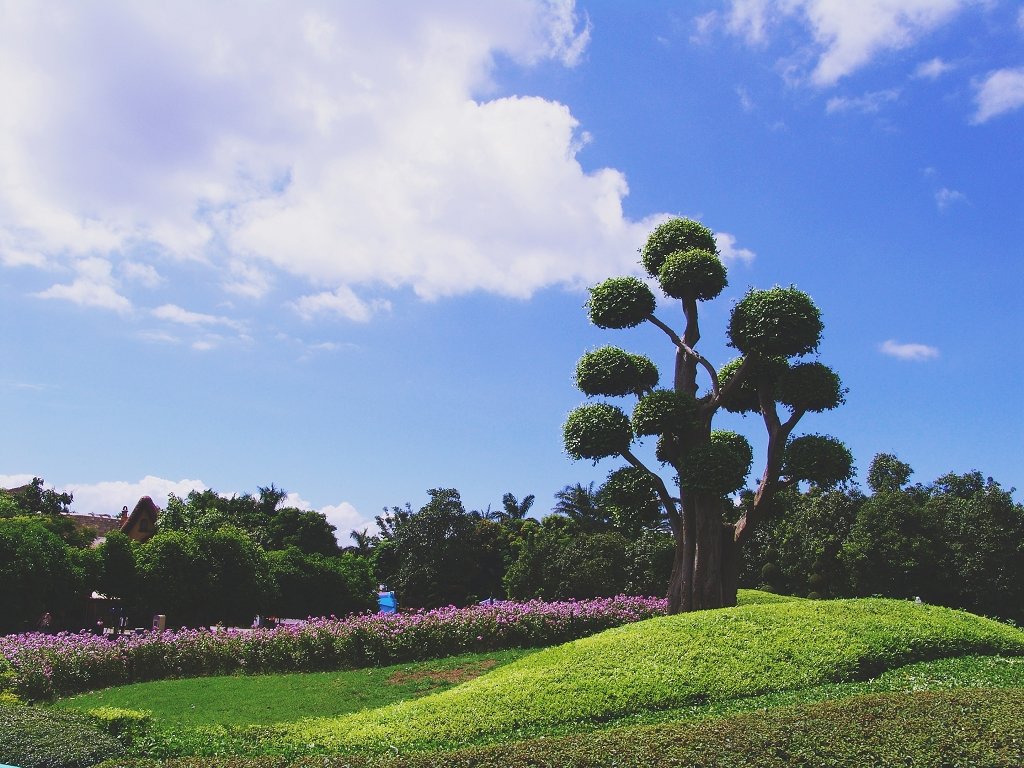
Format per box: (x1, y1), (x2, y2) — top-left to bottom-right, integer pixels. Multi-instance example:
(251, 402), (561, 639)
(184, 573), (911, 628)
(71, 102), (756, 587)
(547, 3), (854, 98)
(564, 218), (850, 612)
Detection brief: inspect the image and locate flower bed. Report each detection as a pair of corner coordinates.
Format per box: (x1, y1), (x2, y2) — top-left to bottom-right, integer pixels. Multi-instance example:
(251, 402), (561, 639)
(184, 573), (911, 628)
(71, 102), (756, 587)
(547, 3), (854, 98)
(0, 596), (666, 700)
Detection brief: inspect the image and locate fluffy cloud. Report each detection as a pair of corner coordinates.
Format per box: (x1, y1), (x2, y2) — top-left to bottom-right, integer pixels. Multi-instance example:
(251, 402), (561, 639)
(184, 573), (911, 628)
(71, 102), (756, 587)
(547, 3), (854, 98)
(281, 492), (377, 544)
(0, 1), (661, 323)
(61, 476), (207, 516)
(972, 67), (1024, 124)
(722, 0), (971, 86)
(880, 339), (940, 361)
(825, 88), (901, 114)
(913, 57), (954, 79)
(935, 187), (968, 210)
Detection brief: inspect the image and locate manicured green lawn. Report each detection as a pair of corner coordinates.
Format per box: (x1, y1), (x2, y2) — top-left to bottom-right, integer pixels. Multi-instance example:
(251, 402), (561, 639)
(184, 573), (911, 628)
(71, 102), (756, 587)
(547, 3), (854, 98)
(283, 598), (1024, 753)
(54, 649), (534, 727)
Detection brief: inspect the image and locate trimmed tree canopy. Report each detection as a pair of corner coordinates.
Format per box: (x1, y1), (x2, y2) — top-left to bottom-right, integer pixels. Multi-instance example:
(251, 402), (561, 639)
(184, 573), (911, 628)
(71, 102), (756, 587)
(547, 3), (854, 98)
(658, 248), (728, 302)
(641, 218), (717, 278)
(563, 403), (632, 461)
(679, 431), (754, 494)
(728, 286), (823, 358)
(576, 346), (659, 397)
(783, 434), (854, 488)
(777, 362), (845, 413)
(587, 277), (656, 329)
(632, 389), (697, 436)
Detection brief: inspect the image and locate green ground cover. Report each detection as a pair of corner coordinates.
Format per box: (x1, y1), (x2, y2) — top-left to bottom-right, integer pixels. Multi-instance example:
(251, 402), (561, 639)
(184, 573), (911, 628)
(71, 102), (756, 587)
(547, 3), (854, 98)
(7, 595), (1023, 767)
(54, 649), (534, 727)
(283, 598), (1024, 753)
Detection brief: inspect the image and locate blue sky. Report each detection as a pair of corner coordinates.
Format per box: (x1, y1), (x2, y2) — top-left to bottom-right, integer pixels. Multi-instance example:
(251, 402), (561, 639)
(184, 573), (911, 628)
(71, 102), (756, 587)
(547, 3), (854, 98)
(1, 1), (1021, 540)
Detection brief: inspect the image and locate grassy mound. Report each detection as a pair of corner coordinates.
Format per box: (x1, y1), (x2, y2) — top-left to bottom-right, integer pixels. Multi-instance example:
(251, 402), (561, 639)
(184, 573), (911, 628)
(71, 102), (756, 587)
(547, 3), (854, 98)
(93, 688), (1024, 767)
(284, 598), (1024, 752)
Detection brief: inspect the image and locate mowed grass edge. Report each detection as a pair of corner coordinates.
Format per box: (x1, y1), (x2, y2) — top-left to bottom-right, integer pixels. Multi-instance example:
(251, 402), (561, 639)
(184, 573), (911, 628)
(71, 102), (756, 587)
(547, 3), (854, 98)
(283, 598), (1024, 752)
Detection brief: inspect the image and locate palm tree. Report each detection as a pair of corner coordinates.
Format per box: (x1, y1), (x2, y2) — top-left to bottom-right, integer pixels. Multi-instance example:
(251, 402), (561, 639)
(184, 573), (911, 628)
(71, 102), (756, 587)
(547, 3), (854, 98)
(552, 482), (607, 532)
(349, 527), (377, 556)
(500, 492), (535, 521)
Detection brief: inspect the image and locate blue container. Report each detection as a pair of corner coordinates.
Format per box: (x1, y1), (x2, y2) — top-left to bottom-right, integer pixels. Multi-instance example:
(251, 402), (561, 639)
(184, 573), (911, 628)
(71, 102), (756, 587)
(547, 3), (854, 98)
(377, 591), (397, 614)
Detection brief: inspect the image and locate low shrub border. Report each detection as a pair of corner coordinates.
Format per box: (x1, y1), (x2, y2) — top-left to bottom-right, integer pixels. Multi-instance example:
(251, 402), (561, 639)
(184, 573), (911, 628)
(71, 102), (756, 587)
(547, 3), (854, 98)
(0, 594), (671, 700)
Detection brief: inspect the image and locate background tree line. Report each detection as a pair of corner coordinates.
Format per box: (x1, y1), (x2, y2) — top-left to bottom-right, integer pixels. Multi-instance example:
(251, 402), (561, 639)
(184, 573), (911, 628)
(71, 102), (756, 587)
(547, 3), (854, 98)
(2, 452), (1021, 634)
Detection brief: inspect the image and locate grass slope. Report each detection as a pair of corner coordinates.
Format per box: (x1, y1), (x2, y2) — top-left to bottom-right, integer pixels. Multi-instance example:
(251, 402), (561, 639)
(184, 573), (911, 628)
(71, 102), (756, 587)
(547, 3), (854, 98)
(285, 599), (1024, 753)
(54, 650), (534, 727)
(92, 688), (1024, 767)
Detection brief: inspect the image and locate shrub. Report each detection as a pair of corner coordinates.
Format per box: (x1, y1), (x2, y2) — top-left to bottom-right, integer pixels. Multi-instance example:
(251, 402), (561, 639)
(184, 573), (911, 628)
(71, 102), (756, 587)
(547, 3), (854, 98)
(0, 701), (122, 768)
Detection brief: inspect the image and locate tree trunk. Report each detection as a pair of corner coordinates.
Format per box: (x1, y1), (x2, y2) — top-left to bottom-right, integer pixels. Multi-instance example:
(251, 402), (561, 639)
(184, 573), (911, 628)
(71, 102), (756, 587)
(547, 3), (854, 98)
(666, 500), (739, 613)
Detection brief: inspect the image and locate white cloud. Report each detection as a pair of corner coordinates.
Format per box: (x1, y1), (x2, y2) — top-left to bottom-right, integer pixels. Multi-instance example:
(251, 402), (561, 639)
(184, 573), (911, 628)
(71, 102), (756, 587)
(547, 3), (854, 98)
(0, 2), (660, 320)
(61, 476), (208, 516)
(736, 85), (755, 112)
(691, 11), (720, 44)
(880, 339), (940, 361)
(972, 67), (1024, 123)
(913, 56), (954, 79)
(120, 261), (164, 288)
(0, 473), (36, 490)
(935, 186), (968, 210)
(34, 257), (132, 313)
(723, 0), (971, 86)
(291, 287), (391, 323)
(826, 88), (901, 114)
(727, 0), (772, 44)
(152, 303), (244, 332)
(715, 231), (756, 264)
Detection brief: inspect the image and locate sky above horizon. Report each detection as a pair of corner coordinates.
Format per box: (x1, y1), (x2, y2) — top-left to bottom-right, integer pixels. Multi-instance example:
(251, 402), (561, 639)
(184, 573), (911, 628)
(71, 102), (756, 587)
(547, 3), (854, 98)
(2, 0), (1022, 542)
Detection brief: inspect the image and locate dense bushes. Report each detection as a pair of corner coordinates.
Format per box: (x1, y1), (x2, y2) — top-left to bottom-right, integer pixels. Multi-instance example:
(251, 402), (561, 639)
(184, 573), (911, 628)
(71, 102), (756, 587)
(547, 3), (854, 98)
(0, 595), (666, 700)
(0, 701), (122, 768)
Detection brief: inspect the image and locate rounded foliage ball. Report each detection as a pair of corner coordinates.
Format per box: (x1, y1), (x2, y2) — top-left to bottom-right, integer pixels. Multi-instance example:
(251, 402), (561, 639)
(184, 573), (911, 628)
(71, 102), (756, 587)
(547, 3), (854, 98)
(632, 389), (697, 436)
(679, 430), (753, 494)
(563, 403), (632, 461)
(641, 218), (717, 278)
(658, 248), (728, 301)
(728, 286), (823, 357)
(783, 434), (854, 488)
(587, 277), (656, 329)
(655, 433), (682, 466)
(717, 357), (760, 414)
(777, 362), (845, 413)
(761, 562), (781, 584)
(576, 346), (659, 397)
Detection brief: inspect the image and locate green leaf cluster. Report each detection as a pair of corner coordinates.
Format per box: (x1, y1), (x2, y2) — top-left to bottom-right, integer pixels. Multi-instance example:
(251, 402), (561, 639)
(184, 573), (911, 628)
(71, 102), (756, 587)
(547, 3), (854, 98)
(0, 700), (122, 768)
(640, 218), (717, 277)
(777, 362), (845, 412)
(631, 389), (696, 436)
(575, 346), (658, 397)
(586, 277), (655, 329)
(562, 404), (632, 461)
(679, 431), (753, 494)
(783, 435), (854, 488)
(728, 286), (823, 357)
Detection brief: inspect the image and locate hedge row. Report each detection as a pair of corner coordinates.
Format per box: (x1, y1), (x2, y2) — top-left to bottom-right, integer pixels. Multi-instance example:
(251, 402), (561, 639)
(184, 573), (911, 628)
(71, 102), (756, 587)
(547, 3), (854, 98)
(0, 702), (122, 768)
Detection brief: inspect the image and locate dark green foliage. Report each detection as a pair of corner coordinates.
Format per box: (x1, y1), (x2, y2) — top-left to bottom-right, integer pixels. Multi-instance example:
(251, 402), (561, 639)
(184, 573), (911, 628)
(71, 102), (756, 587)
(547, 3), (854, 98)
(0, 478), (94, 547)
(550, 483), (608, 532)
(268, 548), (375, 618)
(782, 434), (854, 487)
(728, 286), (823, 357)
(867, 452), (913, 493)
(161, 486), (338, 556)
(0, 702), (121, 768)
(776, 361), (845, 412)
(717, 356), (760, 414)
(0, 517), (83, 634)
(98, 531), (138, 602)
(585, 277), (655, 329)
(624, 531), (675, 595)
(574, 346), (658, 397)
(503, 518), (631, 600)
(562, 404), (632, 460)
(658, 248), (727, 301)
(631, 389), (695, 436)
(596, 467), (663, 537)
(640, 217), (717, 278)
(679, 431), (753, 494)
(385, 489), (483, 609)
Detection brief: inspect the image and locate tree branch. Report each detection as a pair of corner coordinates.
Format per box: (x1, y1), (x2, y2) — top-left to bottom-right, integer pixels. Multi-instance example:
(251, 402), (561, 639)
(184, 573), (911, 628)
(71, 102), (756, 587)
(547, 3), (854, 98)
(621, 448), (680, 529)
(646, 314), (720, 397)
